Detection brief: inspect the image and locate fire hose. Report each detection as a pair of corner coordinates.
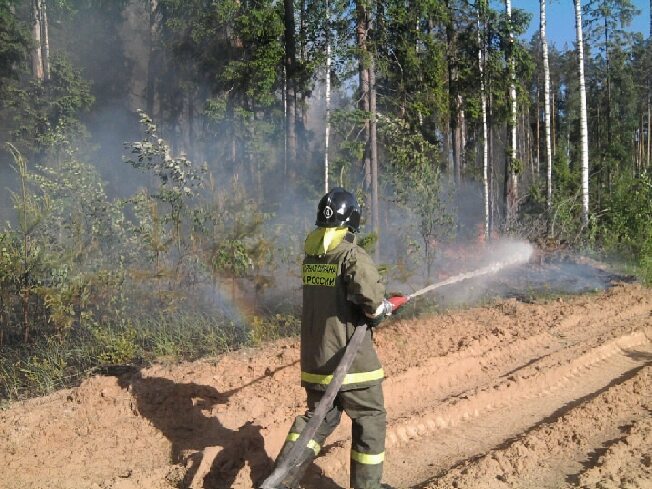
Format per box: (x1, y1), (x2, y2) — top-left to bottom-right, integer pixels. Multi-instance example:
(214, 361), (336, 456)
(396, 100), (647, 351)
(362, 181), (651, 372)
(260, 250), (532, 488)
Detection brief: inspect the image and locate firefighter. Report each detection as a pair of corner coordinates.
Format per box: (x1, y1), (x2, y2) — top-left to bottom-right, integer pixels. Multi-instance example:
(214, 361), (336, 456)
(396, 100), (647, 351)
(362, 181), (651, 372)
(275, 187), (408, 489)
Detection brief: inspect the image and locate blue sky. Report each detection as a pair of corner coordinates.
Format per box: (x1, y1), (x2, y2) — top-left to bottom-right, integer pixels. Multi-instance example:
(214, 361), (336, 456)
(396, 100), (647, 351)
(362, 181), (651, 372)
(516, 0), (650, 49)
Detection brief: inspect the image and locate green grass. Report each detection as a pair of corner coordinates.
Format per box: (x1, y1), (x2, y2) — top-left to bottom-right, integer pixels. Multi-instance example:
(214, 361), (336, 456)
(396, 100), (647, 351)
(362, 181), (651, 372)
(0, 313), (257, 402)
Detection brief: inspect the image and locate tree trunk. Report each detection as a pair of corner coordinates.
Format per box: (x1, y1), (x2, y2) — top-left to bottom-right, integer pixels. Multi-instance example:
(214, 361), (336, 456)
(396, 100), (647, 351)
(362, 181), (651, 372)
(446, 0), (461, 184)
(488, 90), (494, 237)
(356, 0), (371, 191)
(504, 0), (518, 228)
(31, 0), (44, 80)
(283, 66), (287, 178)
(460, 105), (466, 175)
(370, 56), (379, 256)
(638, 112), (643, 174)
(605, 15), (612, 150)
(369, 1), (379, 255)
(284, 0), (297, 169)
(574, 0), (590, 226)
(324, 0), (331, 193)
(147, 0), (161, 122)
(523, 104), (536, 176)
(40, 0), (50, 80)
(541, 0), (553, 215)
(478, 2), (489, 240)
(299, 0), (308, 155)
(647, 95), (652, 169)
(551, 85), (557, 158)
(536, 81), (540, 176)
(181, 90), (193, 159)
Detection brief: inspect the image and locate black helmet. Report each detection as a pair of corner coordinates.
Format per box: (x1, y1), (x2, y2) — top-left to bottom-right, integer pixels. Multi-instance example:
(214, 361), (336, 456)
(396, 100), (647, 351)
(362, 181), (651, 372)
(315, 187), (361, 233)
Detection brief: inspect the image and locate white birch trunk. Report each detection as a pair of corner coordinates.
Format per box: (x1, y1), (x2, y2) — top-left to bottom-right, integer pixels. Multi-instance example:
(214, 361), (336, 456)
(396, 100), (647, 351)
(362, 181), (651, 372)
(505, 0), (517, 226)
(478, 4), (489, 240)
(324, 0), (331, 193)
(574, 0), (590, 226)
(31, 0), (44, 80)
(541, 0), (553, 213)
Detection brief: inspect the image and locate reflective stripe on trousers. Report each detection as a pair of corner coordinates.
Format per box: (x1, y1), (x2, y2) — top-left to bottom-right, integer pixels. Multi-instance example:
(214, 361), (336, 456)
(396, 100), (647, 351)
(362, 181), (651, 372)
(300, 368), (384, 386)
(351, 448), (385, 465)
(280, 385), (386, 489)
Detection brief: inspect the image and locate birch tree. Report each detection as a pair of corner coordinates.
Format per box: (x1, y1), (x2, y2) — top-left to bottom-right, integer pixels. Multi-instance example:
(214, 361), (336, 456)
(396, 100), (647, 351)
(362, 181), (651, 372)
(478, 0), (489, 239)
(574, 0), (590, 226)
(324, 0), (331, 193)
(30, 0), (44, 80)
(504, 0), (518, 227)
(541, 0), (552, 213)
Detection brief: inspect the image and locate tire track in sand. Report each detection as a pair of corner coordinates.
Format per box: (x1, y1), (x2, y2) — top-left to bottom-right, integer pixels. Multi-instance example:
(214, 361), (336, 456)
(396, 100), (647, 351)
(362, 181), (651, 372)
(310, 298), (651, 488)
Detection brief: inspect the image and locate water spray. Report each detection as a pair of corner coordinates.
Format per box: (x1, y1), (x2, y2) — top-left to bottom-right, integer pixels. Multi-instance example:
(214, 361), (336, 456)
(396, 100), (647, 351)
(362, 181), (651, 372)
(408, 243), (534, 300)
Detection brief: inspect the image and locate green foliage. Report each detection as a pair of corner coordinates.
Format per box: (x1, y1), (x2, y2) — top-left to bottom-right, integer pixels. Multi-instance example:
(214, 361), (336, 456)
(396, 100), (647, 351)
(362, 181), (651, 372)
(0, 0), (29, 93)
(379, 114), (454, 276)
(375, 0), (449, 133)
(2, 0), (652, 404)
(7, 56), (94, 156)
(0, 112), (286, 400)
(90, 323), (139, 365)
(639, 233), (652, 285)
(598, 173), (652, 255)
(358, 232), (378, 255)
(213, 240), (250, 279)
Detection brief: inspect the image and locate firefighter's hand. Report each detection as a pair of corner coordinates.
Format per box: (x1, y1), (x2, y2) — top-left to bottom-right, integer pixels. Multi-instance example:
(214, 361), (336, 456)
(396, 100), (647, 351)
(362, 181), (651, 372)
(387, 295), (409, 313)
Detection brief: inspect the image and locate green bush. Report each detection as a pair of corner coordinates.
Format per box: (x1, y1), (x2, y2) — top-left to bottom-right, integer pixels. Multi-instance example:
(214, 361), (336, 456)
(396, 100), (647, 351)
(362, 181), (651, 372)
(597, 172), (652, 282)
(639, 232), (652, 285)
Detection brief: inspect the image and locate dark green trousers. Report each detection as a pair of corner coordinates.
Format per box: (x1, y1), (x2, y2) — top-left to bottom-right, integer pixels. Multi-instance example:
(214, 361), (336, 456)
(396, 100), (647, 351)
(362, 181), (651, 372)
(278, 384), (386, 489)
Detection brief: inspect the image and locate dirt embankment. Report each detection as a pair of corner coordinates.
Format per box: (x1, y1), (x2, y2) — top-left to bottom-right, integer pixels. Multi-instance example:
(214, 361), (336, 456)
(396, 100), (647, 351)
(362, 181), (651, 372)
(1, 283), (651, 489)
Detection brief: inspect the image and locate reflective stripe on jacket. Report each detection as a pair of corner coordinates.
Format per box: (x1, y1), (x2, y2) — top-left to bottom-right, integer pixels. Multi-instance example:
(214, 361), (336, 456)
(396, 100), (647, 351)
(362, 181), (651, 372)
(300, 227), (385, 391)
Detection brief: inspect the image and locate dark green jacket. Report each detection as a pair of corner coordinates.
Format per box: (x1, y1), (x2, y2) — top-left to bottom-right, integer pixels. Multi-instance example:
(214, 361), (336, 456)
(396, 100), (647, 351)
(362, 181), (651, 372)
(300, 227), (385, 391)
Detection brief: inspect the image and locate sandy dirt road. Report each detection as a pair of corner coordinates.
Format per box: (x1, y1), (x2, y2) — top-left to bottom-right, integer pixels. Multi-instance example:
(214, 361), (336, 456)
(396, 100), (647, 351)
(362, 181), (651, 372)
(1, 283), (650, 489)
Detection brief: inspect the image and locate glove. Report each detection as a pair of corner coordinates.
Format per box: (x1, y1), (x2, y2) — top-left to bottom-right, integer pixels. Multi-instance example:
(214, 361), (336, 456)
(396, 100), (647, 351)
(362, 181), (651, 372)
(379, 295), (409, 317)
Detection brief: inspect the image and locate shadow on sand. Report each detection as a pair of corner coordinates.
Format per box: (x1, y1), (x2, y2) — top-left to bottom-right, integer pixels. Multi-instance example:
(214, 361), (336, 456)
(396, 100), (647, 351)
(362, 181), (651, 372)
(113, 364), (343, 489)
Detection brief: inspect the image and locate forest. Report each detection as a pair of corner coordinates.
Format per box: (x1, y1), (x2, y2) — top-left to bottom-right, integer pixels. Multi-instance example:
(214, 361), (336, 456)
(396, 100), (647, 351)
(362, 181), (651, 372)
(0, 0), (650, 401)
